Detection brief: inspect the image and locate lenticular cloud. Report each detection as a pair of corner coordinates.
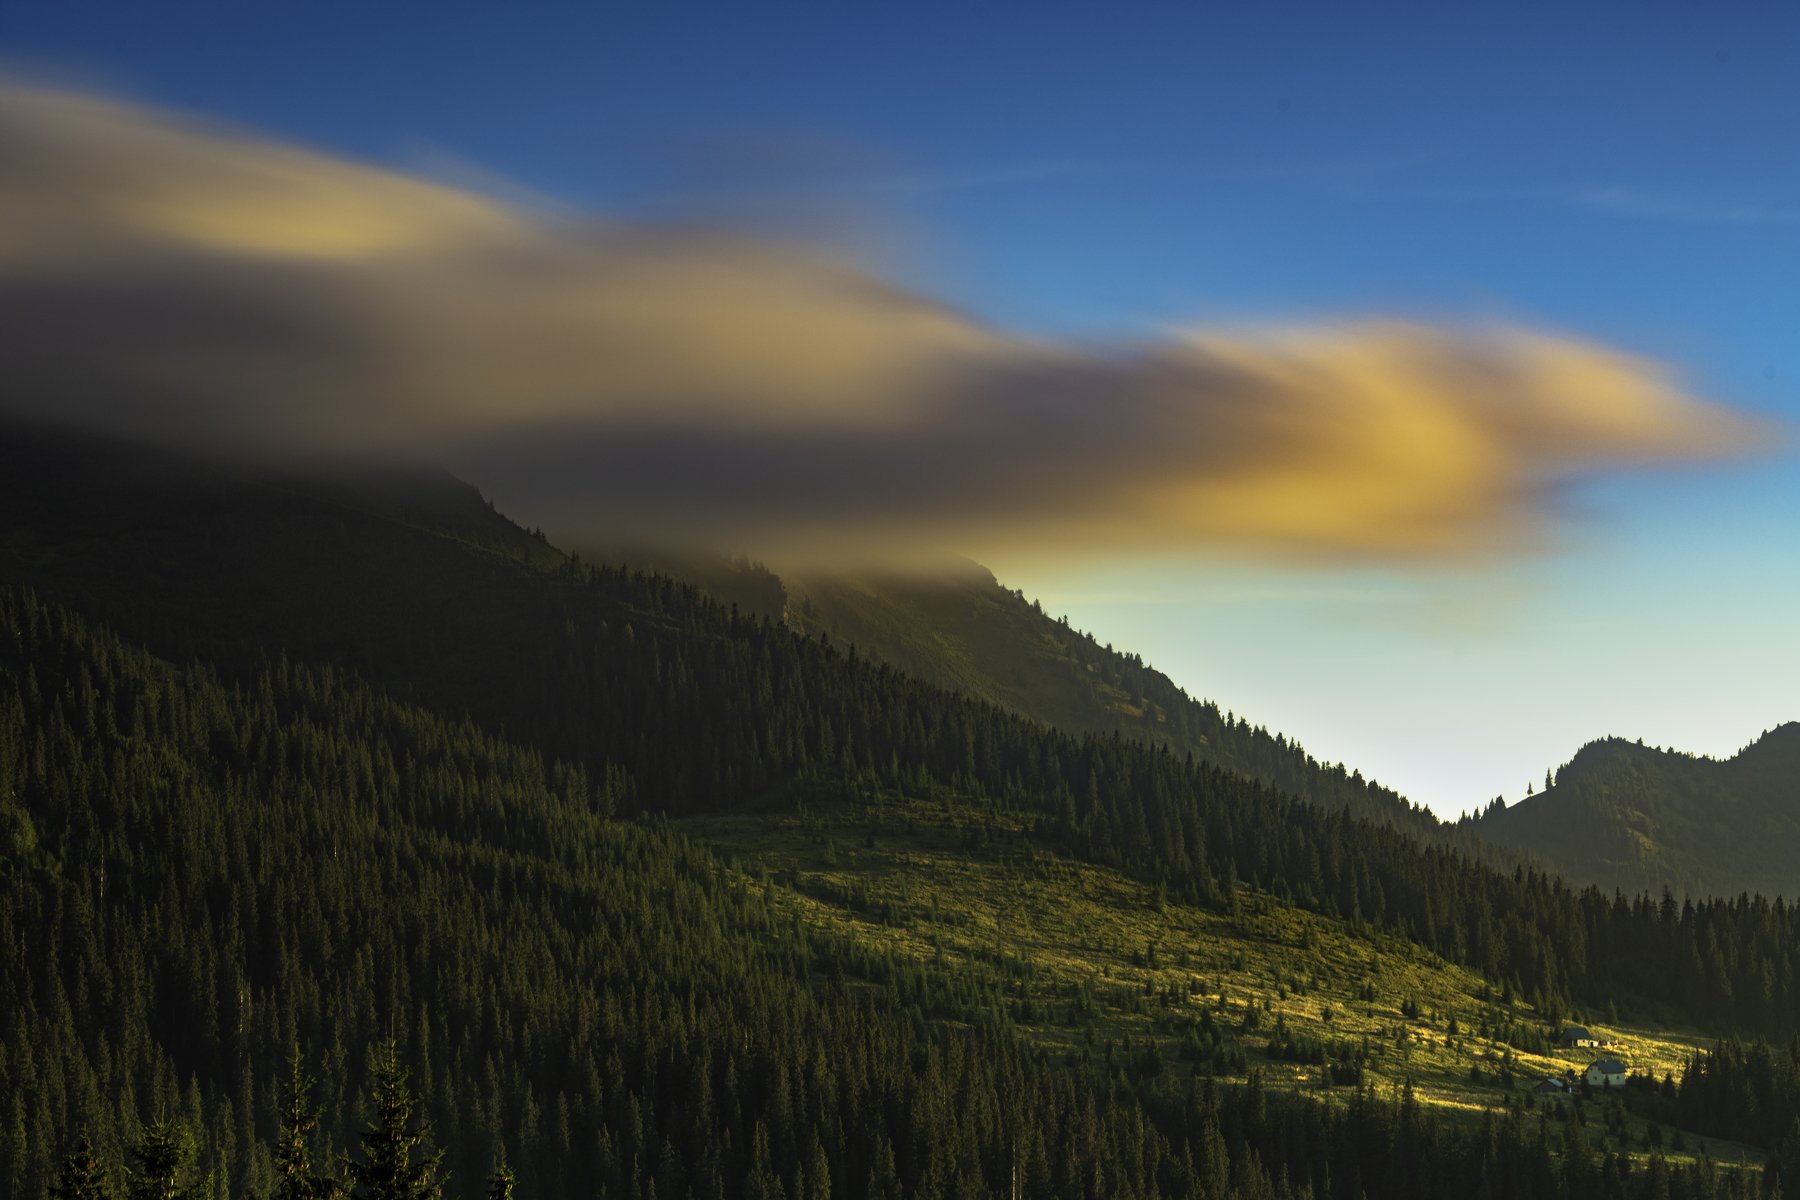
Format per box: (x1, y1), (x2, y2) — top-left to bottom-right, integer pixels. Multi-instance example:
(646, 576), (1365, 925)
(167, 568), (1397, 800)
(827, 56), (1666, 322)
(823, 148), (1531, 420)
(0, 81), (1767, 568)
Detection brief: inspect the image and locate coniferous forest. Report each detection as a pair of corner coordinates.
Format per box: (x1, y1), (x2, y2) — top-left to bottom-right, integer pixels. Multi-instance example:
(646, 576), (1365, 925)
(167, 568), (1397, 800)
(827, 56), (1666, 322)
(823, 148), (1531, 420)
(2, 426), (1796, 1198)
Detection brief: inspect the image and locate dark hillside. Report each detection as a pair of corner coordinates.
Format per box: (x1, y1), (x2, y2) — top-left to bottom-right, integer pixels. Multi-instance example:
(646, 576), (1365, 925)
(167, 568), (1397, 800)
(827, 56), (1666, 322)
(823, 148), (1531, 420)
(784, 564), (1438, 834)
(0, 587), (1181, 1197)
(0, 423), (1789, 1198)
(0, 587), (1761, 1200)
(5, 423), (1800, 1045)
(1468, 726), (1800, 898)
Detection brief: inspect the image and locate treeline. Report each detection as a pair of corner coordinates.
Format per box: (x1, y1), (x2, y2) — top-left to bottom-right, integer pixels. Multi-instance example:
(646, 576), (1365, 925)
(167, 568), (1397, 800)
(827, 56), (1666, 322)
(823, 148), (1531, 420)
(0, 588), (1071, 1196)
(49, 1044), (487, 1200)
(782, 569), (1436, 835)
(7, 431), (1800, 1044)
(0, 587), (1769, 1198)
(1675, 1037), (1800, 1187)
(1465, 729), (1800, 900)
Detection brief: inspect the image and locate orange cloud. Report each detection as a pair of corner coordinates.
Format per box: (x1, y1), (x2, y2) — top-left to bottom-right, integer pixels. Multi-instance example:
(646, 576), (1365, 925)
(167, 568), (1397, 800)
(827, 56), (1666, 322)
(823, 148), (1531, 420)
(0, 81), (1771, 568)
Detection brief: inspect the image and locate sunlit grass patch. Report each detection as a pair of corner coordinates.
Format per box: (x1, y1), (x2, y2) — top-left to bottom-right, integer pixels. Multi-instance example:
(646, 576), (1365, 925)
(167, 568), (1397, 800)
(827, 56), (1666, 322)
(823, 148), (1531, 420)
(687, 790), (1757, 1171)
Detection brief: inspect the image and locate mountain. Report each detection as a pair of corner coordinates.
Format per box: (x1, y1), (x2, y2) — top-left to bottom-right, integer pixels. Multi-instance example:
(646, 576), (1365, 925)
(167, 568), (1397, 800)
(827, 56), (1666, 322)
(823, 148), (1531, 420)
(600, 544), (790, 623)
(1466, 726), (1800, 899)
(6, 584), (1765, 1198)
(623, 555), (1442, 836)
(3, 421), (1791, 1199)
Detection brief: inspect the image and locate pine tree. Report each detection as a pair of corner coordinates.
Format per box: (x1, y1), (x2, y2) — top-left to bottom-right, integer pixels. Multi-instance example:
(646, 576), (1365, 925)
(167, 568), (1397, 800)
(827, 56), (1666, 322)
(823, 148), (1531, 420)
(273, 1054), (340, 1200)
(126, 1119), (206, 1200)
(50, 1135), (114, 1200)
(484, 1162), (514, 1200)
(343, 1042), (446, 1200)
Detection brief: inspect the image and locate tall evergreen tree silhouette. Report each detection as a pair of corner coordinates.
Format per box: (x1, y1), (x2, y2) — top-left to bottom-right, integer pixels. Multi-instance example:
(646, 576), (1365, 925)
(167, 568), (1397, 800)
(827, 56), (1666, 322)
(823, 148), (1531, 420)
(126, 1120), (206, 1200)
(49, 1136), (114, 1200)
(273, 1054), (341, 1200)
(344, 1042), (445, 1200)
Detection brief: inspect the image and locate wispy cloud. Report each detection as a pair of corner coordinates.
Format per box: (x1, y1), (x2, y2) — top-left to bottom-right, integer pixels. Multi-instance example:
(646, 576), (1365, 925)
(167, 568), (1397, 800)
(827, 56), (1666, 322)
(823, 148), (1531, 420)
(858, 159), (1121, 199)
(0, 81), (1772, 570)
(1207, 157), (1800, 227)
(1572, 185), (1800, 225)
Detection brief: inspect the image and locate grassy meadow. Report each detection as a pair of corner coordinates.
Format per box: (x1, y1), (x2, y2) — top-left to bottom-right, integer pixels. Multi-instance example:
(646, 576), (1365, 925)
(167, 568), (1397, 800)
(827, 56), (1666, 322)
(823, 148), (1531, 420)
(688, 791), (1765, 1175)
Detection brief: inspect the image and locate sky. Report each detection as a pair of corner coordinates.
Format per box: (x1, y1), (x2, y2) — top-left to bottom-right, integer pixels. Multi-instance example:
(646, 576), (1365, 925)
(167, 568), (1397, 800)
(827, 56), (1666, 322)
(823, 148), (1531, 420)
(2, 2), (1796, 817)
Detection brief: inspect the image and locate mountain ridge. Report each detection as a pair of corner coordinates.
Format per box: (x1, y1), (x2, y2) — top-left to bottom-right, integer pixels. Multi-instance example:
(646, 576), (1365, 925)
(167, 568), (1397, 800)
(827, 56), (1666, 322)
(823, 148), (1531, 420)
(5, 419), (1798, 1198)
(1467, 723), (1800, 898)
(626, 552), (1449, 836)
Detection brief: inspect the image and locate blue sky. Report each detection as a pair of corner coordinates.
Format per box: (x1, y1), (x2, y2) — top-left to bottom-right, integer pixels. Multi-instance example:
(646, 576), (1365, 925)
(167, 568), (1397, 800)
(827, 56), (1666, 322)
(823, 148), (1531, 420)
(5, 1), (1795, 814)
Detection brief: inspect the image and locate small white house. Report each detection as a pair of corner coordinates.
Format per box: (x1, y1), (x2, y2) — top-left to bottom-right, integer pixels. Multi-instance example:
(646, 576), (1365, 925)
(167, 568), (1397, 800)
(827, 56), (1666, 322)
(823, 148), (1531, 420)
(1585, 1058), (1627, 1088)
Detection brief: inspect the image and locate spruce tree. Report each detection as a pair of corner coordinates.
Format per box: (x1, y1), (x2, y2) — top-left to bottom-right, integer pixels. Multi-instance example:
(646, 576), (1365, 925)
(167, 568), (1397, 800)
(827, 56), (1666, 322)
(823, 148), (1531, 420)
(272, 1054), (340, 1200)
(126, 1120), (205, 1200)
(484, 1162), (514, 1200)
(50, 1135), (114, 1200)
(344, 1042), (445, 1200)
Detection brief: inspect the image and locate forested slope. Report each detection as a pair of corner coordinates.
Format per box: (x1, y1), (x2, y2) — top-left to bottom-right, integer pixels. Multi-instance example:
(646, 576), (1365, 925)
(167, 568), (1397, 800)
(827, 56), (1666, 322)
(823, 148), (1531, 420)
(5, 425), (1800, 1040)
(781, 564), (1439, 835)
(0, 587), (1759, 1200)
(1467, 727), (1800, 899)
(3, 423), (1797, 1197)
(0, 588), (1180, 1197)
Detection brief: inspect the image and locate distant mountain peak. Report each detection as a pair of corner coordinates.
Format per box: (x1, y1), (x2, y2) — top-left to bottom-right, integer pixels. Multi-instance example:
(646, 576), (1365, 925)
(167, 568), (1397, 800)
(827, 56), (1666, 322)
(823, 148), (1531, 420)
(1472, 721), (1800, 898)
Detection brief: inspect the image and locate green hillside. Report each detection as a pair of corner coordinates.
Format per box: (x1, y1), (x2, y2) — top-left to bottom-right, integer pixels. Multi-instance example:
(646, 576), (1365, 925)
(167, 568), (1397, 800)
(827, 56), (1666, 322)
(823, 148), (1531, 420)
(0, 589), (1766, 1200)
(575, 550), (1443, 836)
(690, 796), (1734, 1126)
(779, 563), (1441, 835)
(1466, 727), (1800, 899)
(1, 587), (1176, 1198)
(2, 422), (1791, 1199)
(5, 422), (1799, 1037)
